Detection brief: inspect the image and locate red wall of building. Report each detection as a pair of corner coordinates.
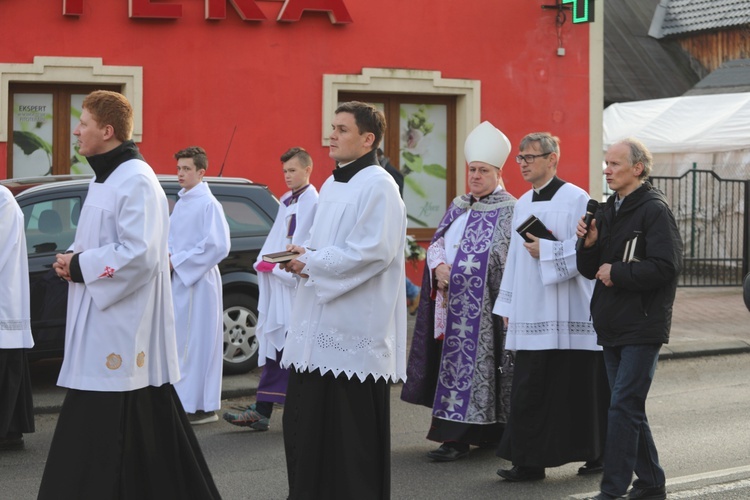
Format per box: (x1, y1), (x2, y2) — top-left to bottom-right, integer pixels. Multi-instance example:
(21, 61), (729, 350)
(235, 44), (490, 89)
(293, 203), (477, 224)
(1, 0), (590, 201)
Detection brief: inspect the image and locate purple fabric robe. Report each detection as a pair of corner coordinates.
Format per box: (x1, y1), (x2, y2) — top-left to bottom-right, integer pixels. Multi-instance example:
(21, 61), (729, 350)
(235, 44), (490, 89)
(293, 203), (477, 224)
(401, 189), (515, 426)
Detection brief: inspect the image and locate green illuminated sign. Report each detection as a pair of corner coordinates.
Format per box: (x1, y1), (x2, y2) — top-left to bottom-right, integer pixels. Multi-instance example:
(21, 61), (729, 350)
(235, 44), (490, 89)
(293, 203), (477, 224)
(562, 0), (595, 24)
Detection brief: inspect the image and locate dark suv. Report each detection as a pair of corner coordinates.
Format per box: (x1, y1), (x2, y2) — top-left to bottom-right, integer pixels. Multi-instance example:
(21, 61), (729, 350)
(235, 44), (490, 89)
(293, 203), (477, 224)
(2, 175), (279, 375)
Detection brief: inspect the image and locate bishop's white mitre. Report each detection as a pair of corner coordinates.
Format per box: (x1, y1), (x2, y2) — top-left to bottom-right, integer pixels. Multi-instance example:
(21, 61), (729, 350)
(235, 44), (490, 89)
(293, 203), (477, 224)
(464, 121), (511, 169)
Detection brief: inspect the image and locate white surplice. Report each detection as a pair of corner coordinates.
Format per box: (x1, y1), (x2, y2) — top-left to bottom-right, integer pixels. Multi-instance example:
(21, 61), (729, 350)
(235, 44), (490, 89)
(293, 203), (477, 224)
(281, 165), (408, 383)
(58, 160), (181, 391)
(493, 182), (599, 351)
(0, 185), (33, 349)
(169, 181), (230, 413)
(253, 185), (318, 365)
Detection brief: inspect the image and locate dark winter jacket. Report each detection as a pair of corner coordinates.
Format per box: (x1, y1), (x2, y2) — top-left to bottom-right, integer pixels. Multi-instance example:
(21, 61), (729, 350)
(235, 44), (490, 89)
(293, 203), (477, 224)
(577, 182), (683, 346)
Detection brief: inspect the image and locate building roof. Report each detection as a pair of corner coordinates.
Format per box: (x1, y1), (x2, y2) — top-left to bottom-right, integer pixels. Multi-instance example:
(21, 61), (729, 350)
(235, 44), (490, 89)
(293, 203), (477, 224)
(649, 0), (750, 38)
(685, 59), (750, 95)
(604, 0), (700, 106)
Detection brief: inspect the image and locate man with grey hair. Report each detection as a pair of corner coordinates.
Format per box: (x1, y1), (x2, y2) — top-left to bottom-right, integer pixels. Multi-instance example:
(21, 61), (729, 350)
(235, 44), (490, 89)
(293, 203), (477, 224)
(494, 132), (608, 482)
(577, 138), (682, 500)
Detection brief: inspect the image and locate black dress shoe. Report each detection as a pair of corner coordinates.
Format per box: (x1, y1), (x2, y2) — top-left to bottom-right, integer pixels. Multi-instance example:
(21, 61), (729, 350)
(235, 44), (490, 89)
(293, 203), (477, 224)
(0, 432), (24, 451)
(496, 465), (546, 482)
(627, 485), (666, 499)
(578, 460), (604, 475)
(426, 443), (470, 462)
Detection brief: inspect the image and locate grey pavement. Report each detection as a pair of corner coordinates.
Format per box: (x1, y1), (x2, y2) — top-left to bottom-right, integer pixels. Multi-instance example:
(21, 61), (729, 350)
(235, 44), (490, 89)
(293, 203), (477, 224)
(29, 286), (749, 414)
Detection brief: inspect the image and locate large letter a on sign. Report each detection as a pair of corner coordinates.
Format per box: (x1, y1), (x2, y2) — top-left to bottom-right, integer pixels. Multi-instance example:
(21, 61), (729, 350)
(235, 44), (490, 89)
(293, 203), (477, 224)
(277, 0), (353, 24)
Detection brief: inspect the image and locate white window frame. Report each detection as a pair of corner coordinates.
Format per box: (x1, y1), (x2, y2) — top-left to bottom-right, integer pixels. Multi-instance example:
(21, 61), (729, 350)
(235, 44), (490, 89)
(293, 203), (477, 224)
(0, 56), (143, 143)
(322, 68), (480, 195)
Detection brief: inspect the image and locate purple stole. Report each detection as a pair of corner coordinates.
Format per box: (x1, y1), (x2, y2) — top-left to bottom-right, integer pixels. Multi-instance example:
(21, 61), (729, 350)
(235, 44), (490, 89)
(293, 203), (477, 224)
(284, 184), (310, 239)
(431, 198), (503, 422)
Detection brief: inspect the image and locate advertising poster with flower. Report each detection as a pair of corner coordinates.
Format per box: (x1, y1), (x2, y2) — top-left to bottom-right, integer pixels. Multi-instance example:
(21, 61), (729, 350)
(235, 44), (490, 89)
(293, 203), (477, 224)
(399, 103), (447, 228)
(12, 93), (54, 177)
(12, 93), (93, 177)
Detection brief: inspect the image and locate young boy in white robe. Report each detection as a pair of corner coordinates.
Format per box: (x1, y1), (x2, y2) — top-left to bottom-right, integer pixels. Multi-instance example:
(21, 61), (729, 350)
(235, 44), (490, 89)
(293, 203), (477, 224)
(169, 146), (231, 424)
(224, 147), (318, 430)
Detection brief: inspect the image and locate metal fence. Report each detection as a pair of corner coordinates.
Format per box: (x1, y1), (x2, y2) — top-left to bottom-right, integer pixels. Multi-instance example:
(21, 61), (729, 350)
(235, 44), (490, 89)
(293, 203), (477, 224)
(651, 169), (749, 287)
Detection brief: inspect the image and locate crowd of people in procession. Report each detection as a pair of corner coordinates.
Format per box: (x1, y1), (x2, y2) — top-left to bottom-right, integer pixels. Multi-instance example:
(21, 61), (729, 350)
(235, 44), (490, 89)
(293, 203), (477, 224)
(0, 91), (686, 500)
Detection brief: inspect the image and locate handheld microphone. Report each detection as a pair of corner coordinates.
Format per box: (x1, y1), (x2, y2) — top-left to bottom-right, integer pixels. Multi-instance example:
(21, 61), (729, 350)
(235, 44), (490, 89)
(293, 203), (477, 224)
(576, 199), (599, 252)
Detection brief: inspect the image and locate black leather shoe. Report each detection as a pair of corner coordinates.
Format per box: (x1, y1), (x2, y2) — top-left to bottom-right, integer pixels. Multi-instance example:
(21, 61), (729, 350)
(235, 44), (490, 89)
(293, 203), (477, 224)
(426, 443), (470, 462)
(627, 485), (666, 499)
(578, 460), (604, 475)
(496, 465), (546, 482)
(0, 432), (24, 451)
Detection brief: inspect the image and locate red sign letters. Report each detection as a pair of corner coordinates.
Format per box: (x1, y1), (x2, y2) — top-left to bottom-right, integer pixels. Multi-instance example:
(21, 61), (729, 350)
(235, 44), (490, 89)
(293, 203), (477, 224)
(63, 0), (353, 24)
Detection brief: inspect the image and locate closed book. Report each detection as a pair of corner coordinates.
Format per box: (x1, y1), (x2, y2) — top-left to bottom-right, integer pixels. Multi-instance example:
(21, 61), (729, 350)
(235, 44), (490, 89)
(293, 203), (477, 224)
(262, 250), (299, 263)
(516, 214), (557, 242)
(622, 232), (643, 263)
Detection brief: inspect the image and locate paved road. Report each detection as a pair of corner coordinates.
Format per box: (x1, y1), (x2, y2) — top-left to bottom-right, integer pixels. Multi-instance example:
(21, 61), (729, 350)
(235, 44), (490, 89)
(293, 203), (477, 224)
(3, 353), (749, 500)
(4, 286), (747, 498)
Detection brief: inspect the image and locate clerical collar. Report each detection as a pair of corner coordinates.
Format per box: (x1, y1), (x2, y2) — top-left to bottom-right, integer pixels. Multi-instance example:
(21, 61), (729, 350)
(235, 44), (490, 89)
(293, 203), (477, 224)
(87, 140), (144, 184)
(532, 176), (565, 202)
(284, 184), (310, 207)
(332, 150), (378, 183)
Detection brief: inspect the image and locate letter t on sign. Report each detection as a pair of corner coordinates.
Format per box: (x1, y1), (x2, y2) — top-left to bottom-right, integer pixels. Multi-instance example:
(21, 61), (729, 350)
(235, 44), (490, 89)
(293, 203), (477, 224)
(277, 0), (352, 24)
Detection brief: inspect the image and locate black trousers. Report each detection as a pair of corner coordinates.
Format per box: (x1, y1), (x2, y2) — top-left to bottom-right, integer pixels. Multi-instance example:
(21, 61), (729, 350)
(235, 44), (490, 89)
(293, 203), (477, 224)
(0, 348), (35, 437)
(283, 368), (391, 500)
(38, 384), (221, 500)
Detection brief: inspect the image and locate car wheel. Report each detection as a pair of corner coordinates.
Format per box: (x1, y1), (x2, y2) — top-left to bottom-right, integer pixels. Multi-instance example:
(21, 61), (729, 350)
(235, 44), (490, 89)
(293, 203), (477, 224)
(222, 292), (259, 375)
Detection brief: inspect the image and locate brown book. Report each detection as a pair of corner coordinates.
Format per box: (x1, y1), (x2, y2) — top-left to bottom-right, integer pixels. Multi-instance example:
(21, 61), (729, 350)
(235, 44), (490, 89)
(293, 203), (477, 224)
(262, 250), (299, 263)
(516, 214), (557, 243)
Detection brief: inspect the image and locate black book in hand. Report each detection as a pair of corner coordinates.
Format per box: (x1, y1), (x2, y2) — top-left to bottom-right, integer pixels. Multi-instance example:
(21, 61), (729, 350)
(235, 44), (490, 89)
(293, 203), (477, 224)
(516, 214), (557, 243)
(262, 250), (299, 263)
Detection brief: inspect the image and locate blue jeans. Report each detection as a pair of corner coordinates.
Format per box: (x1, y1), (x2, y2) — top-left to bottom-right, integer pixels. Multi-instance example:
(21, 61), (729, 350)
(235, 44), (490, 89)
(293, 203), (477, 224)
(405, 277), (420, 300)
(600, 344), (666, 497)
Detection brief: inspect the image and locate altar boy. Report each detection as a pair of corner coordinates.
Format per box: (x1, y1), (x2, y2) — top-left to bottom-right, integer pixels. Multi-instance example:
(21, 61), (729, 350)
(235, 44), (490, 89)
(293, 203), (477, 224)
(170, 146), (231, 424)
(224, 147), (317, 430)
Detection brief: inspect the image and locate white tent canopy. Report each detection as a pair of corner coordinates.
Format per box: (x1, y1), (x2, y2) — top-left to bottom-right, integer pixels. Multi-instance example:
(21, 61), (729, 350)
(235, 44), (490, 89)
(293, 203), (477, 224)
(603, 92), (750, 153)
(603, 92), (750, 179)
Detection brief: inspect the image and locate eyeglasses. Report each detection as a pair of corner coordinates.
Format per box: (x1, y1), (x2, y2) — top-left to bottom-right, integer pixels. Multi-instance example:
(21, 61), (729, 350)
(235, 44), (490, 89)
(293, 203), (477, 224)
(515, 152), (551, 164)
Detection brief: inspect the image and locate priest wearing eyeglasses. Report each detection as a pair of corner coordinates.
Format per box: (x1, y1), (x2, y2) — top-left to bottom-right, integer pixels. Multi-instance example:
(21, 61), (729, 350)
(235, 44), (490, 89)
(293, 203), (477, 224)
(493, 132), (609, 482)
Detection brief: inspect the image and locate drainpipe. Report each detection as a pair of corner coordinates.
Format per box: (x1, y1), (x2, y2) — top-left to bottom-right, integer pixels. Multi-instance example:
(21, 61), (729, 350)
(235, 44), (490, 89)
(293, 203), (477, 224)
(648, 0), (669, 39)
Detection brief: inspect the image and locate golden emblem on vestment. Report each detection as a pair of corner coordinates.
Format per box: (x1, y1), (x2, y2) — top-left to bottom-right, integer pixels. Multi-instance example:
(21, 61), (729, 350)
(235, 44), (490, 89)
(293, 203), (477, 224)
(136, 351), (146, 368)
(106, 353), (122, 370)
